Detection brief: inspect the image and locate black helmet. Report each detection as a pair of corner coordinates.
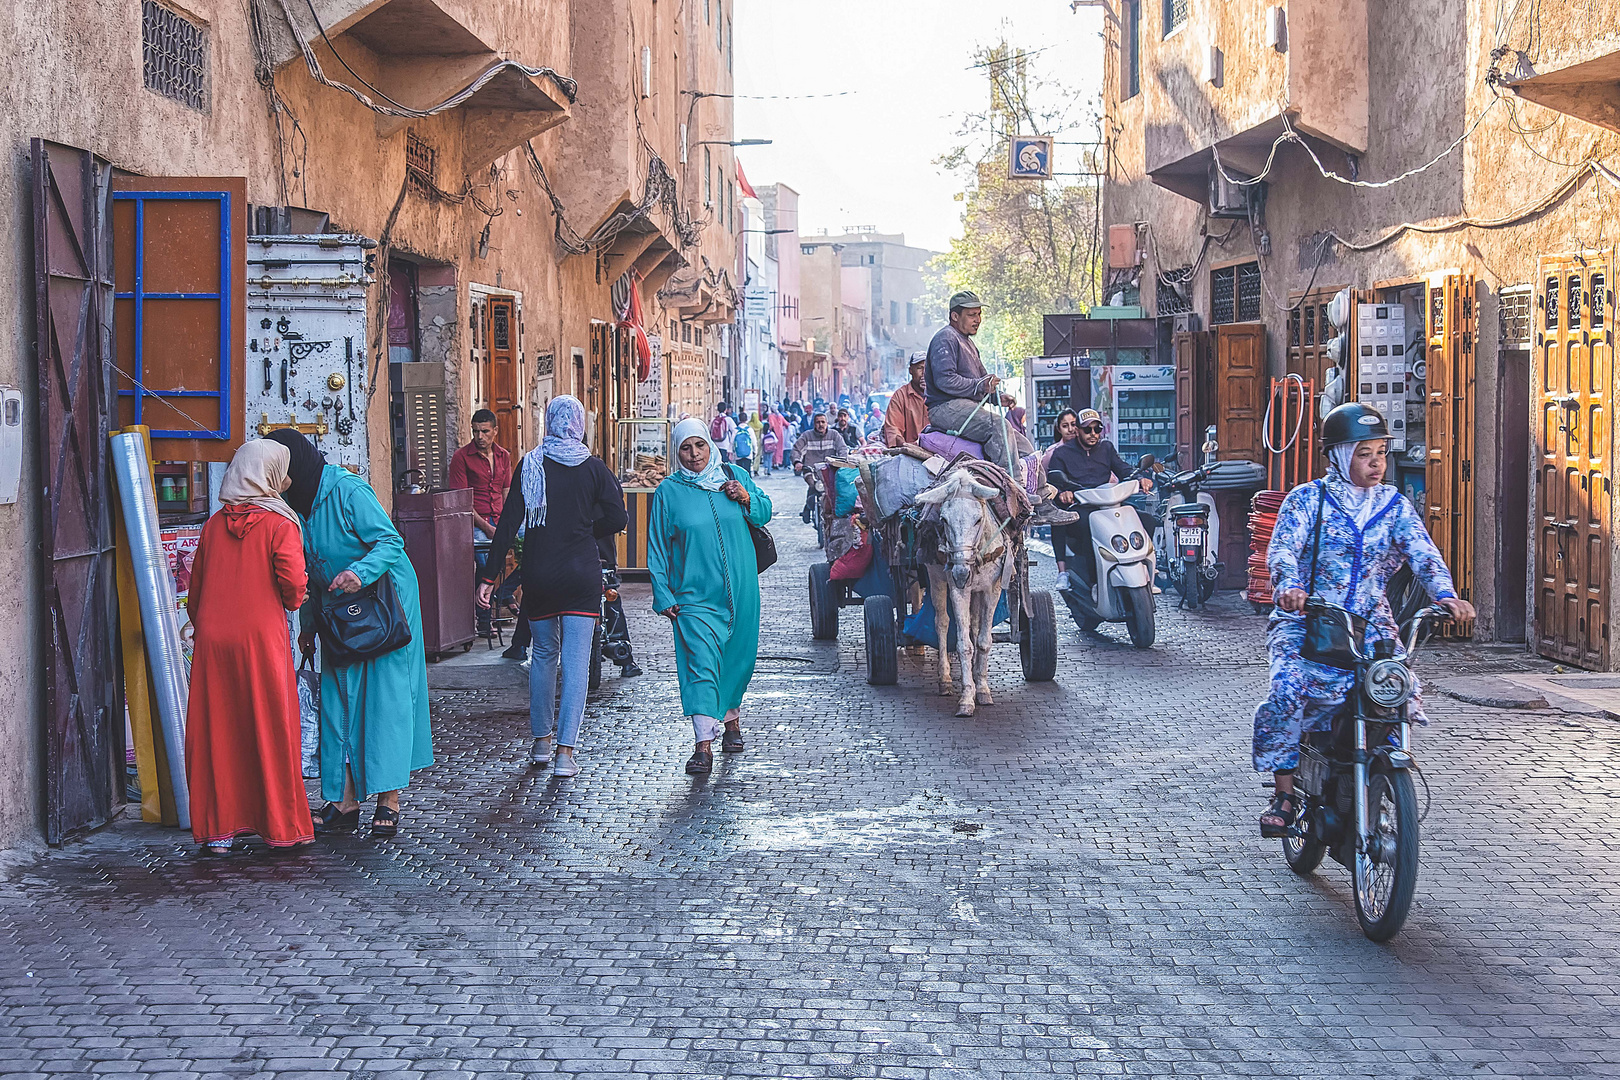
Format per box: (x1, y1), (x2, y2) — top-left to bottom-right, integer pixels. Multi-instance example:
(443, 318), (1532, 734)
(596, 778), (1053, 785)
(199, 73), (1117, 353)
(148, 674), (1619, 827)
(1320, 402), (1389, 451)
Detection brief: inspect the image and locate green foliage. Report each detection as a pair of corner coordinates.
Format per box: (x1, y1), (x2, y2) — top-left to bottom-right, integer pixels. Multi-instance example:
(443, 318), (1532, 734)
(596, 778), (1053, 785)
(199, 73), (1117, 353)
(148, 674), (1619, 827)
(932, 42), (1101, 371)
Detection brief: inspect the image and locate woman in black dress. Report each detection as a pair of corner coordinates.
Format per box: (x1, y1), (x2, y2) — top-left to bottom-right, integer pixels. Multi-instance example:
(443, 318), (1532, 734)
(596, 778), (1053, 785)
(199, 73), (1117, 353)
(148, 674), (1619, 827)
(478, 396), (627, 777)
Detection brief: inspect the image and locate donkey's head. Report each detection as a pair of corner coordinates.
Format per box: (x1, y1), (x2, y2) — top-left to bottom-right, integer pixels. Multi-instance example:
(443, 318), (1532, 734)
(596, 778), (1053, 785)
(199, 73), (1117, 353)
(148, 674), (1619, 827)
(915, 469), (1002, 590)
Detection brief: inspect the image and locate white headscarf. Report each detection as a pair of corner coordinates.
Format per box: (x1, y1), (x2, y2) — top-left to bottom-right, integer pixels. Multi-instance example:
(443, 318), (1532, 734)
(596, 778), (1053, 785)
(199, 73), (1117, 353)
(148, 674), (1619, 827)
(220, 439), (302, 532)
(521, 395), (593, 532)
(1327, 440), (1391, 529)
(672, 417), (729, 491)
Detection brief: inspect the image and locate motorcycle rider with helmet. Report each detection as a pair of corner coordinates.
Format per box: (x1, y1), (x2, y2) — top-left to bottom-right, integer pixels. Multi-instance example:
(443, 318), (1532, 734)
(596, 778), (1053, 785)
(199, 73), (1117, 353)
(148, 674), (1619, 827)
(1253, 403), (1475, 837)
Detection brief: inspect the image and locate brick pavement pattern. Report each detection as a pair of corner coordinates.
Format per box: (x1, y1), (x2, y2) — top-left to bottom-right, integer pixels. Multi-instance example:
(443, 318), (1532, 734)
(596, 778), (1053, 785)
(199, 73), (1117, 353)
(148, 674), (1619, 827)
(3, 471), (1619, 1079)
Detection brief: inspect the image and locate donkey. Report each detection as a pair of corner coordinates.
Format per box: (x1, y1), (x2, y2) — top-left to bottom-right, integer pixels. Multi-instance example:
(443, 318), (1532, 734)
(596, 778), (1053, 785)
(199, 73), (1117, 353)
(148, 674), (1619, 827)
(915, 469), (1017, 717)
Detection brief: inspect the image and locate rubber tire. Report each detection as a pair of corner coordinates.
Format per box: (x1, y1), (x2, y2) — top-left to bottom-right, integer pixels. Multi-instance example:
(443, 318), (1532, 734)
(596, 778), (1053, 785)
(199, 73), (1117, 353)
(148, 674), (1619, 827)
(1122, 585), (1156, 649)
(589, 626), (603, 692)
(1020, 590), (1058, 682)
(1386, 564), (1424, 627)
(1353, 768), (1421, 942)
(1177, 559), (1200, 607)
(864, 594), (898, 686)
(1282, 796), (1327, 876)
(809, 562), (840, 640)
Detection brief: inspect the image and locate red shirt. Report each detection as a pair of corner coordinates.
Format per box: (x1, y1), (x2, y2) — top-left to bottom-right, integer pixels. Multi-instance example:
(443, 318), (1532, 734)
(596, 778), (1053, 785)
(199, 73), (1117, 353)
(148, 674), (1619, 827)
(448, 441), (512, 523)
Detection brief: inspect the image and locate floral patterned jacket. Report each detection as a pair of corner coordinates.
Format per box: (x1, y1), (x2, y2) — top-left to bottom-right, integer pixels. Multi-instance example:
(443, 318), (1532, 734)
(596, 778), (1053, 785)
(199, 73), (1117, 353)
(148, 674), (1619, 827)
(1267, 479), (1458, 644)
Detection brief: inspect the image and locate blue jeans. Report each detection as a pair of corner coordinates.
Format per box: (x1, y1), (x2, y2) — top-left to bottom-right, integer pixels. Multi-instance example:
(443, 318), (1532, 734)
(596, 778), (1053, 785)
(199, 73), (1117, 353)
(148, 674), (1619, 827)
(529, 615), (596, 747)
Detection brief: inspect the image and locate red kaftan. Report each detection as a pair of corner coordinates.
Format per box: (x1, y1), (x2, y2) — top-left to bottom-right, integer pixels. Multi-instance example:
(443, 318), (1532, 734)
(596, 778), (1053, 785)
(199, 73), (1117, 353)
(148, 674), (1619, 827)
(184, 505), (312, 846)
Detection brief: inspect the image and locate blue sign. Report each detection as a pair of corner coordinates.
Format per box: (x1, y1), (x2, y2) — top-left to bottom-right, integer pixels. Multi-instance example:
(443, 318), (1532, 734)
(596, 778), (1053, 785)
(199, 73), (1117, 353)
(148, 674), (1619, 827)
(1008, 136), (1053, 180)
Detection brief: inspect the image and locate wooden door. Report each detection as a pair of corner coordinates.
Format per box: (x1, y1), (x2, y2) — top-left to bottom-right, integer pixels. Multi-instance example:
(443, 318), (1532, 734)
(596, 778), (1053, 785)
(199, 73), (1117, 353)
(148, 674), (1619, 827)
(1534, 253), (1613, 668)
(1426, 272), (1477, 623)
(33, 140), (121, 843)
(486, 295), (519, 454)
(1214, 322), (1264, 459)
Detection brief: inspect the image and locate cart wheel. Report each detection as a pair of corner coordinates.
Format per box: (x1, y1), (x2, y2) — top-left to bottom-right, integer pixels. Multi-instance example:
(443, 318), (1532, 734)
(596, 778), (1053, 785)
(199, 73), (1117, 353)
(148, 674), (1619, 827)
(864, 594), (898, 686)
(1020, 590), (1058, 681)
(588, 625), (603, 691)
(809, 562), (839, 640)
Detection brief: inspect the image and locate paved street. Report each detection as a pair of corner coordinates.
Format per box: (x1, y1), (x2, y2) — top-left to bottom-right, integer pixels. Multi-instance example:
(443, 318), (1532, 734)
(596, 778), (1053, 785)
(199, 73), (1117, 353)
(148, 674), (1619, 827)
(3, 470), (1620, 1079)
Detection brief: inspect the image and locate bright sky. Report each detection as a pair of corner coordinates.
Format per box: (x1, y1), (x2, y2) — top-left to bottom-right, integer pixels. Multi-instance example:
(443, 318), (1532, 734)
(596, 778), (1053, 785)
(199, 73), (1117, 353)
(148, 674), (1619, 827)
(733, 1), (1107, 255)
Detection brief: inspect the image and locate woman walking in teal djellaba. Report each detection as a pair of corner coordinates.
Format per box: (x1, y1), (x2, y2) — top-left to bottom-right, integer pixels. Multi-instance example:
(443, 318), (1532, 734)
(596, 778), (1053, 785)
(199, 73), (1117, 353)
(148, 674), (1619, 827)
(648, 417), (773, 776)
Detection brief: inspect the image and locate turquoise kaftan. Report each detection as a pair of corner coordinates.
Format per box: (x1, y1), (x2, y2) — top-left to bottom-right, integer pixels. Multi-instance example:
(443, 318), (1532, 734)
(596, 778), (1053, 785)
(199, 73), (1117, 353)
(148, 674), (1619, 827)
(300, 466), (433, 799)
(648, 466), (773, 719)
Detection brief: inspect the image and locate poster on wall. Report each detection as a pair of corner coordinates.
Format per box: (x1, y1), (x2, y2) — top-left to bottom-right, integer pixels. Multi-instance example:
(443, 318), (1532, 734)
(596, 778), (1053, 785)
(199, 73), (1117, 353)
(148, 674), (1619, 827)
(742, 388), (761, 421)
(161, 524), (203, 670)
(638, 335), (664, 418)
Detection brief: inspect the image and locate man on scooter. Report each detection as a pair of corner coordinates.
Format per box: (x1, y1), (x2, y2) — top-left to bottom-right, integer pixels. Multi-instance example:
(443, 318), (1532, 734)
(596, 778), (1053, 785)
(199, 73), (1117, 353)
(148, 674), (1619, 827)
(1046, 409), (1155, 593)
(791, 410), (848, 522)
(1253, 403), (1475, 837)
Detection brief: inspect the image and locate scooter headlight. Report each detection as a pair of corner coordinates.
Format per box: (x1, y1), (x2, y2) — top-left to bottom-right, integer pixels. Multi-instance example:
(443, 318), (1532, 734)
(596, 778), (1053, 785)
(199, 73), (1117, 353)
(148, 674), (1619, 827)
(1129, 531), (1145, 550)
(1110, 535), (1130, 553)
(1365, 659), (1415, 708)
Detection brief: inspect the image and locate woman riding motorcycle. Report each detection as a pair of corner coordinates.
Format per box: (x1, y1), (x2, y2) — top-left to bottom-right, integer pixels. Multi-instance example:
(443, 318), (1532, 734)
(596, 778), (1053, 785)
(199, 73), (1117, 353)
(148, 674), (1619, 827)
(1254, 403), (1475, 837)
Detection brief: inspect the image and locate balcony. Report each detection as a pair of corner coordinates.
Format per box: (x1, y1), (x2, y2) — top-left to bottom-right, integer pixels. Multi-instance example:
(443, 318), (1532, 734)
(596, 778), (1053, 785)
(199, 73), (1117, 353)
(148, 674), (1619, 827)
(1140, 0), (1368, 202)
(1506, 39), (1620, 135)
(262, 0), (571, 169)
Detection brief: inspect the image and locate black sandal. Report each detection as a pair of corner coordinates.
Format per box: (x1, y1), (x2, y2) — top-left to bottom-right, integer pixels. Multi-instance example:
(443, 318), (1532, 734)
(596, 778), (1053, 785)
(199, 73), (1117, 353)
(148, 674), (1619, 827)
(1259, 791), (1300, 838)
(371, 805), (400, 838)
(313, 802), (359, 833)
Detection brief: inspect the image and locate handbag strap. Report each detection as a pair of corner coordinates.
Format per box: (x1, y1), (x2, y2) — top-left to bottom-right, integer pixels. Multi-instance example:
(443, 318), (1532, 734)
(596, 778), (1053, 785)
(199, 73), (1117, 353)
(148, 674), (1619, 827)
(1306, 479), (1325, 596)
(706, 472), (738, 626)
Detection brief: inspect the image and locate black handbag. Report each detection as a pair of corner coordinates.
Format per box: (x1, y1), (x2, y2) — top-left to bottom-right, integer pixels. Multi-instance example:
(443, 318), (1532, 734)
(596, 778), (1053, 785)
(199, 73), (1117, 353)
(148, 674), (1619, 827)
(729, 465), (778, 573)
(1299, 481), (1366, 671)
(314, 564), (413, 666)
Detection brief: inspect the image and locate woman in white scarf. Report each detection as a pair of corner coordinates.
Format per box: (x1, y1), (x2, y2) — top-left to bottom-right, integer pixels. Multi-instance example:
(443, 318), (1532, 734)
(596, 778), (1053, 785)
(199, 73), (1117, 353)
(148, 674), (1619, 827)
(648, 416), (774, 775)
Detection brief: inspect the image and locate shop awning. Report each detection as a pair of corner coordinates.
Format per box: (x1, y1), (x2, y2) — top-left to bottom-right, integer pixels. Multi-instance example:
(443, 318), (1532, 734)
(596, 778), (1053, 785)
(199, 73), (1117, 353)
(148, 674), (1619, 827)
(1507, 48), (1620, 135)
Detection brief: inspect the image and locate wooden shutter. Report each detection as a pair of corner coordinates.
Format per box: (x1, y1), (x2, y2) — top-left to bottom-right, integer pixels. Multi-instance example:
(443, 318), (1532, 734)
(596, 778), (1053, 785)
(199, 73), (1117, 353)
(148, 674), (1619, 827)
(1215, 322), (1264, 459)
(33, 140), (121, 843)
(1425, 272), (1476, 627)
(1174, 330), (1198, 462)
(111, 176), (246, 461)
(487, 295), (519, 454)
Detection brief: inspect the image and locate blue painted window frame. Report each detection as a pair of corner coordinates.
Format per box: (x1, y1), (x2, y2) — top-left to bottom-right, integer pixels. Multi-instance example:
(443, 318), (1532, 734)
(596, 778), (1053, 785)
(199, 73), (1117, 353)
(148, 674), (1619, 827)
(112, 189), (232, 441)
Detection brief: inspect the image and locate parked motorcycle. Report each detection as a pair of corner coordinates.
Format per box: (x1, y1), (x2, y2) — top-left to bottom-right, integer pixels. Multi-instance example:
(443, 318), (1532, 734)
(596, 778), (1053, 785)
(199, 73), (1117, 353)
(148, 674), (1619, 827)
(1160, 463), (1222, 610)
(1052, 475), (1157, 648)
(589, 566), (639, 691)
(1281, 599), (1451, 941)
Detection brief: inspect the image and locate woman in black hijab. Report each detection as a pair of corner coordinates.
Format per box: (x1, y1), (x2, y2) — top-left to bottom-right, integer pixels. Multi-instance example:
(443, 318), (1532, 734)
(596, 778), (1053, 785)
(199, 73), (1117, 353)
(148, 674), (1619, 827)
(264, 429), (324, 518)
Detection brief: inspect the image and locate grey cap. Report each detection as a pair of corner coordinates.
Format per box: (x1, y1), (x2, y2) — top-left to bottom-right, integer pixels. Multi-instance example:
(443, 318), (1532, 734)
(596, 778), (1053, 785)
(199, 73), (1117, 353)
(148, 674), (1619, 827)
(908, 350), (928, 367)
(949, 290), (984, 312)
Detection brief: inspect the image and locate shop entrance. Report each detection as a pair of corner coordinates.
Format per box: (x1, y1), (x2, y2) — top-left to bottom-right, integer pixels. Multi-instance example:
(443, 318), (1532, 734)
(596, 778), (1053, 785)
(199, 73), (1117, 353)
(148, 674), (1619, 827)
(1533, 253), (1613, 669)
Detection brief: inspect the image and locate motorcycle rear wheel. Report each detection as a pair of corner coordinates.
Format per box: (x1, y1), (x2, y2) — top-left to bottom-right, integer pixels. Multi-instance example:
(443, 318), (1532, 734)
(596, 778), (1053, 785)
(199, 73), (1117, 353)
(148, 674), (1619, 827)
(1176, 559), (1199, 606)
(1353, 768), (1420, 942)
(1282, 795), (1326, 876)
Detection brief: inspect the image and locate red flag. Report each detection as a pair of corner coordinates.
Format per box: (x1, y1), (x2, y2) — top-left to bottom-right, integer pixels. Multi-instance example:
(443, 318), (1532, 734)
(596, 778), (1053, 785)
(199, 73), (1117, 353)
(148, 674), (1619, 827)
(736, 159), (758, 200)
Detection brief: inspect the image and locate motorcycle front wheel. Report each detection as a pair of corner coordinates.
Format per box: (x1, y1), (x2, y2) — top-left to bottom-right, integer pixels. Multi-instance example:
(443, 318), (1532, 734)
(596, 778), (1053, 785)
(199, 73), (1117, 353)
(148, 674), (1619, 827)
(1122, 585), (1155, 648)
(1353, 768), (1420, 941)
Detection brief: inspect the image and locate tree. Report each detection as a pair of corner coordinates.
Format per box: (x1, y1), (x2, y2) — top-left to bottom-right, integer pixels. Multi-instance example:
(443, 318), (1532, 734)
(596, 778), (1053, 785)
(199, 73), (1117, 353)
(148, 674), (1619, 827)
(935, 42), (1101, 371)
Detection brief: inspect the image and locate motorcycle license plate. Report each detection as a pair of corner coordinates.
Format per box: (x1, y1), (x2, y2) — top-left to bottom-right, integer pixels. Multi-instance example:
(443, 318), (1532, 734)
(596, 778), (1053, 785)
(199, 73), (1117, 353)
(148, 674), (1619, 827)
(1177, 527), (1204, 547)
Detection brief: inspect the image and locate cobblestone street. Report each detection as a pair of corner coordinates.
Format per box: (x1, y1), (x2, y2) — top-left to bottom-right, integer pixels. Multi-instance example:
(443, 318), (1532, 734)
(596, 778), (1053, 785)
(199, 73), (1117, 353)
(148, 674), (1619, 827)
(3, 470), (1620, 1079)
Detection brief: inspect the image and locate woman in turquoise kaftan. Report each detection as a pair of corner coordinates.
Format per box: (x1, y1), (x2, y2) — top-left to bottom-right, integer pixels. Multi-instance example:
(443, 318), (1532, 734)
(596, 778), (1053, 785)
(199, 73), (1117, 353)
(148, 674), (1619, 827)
(269, 430), (432, 837)
(649, 417), (773, 775)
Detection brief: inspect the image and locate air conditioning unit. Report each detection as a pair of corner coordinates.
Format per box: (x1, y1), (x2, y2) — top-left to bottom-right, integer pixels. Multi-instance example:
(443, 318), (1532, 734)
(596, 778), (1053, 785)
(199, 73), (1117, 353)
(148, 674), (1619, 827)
(1209, 166), (1259, 219)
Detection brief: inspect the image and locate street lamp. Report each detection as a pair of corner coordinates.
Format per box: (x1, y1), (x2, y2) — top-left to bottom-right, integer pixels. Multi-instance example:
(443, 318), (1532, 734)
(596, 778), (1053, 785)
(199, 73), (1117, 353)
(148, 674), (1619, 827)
(680, 135), (772, 163)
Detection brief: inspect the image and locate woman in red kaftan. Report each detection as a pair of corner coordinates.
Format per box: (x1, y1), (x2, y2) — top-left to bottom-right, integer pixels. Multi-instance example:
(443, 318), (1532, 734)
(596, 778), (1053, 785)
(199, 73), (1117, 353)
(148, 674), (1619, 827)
(184, 439), (313, 853)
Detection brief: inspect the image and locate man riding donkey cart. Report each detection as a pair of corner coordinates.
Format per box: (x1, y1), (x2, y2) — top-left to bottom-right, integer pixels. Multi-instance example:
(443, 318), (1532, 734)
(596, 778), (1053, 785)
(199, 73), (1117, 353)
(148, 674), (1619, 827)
(810, 290), (1067, 715)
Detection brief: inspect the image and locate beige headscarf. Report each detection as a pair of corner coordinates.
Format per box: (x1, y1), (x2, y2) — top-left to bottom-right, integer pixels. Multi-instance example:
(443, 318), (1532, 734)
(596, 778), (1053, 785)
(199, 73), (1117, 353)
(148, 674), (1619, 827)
(220, 439), (302, 531)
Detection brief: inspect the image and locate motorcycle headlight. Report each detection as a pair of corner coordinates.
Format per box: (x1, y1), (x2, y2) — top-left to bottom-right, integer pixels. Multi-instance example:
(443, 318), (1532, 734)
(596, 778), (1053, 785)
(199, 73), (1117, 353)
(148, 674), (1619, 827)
(1110, 535), (1130, 553)
(1129, 531), (1145, 550)
(1365, 659), (1415, 708)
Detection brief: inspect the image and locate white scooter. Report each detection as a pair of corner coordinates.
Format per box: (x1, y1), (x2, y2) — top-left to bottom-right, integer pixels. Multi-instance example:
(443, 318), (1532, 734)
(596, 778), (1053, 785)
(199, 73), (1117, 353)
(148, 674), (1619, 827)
(1054, 478), (1157, 649)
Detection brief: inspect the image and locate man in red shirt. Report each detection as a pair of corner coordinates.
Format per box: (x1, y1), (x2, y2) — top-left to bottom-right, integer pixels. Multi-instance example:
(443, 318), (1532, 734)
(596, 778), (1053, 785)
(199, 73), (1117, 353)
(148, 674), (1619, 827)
(449, 409), (513, 638)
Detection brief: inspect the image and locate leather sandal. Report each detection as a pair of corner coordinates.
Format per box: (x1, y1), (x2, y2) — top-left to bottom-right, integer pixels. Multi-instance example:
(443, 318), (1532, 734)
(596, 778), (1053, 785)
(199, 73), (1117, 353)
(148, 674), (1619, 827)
(685, 749), (714, 775)
(721, 727), (744, 753)
(1259, 792), (1300, 838)
(371, 805), (400, 838)
(313, 802), (359, 833)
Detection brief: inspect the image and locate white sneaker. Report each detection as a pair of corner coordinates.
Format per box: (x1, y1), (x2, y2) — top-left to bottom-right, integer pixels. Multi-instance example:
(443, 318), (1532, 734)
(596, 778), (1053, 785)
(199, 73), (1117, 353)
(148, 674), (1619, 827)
(552, 751), (580, 777)
(530, 737), (553, 768)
